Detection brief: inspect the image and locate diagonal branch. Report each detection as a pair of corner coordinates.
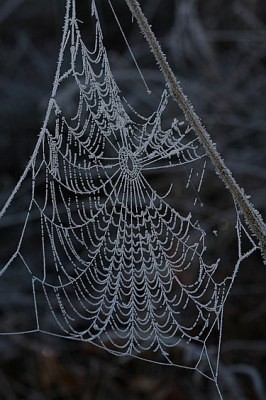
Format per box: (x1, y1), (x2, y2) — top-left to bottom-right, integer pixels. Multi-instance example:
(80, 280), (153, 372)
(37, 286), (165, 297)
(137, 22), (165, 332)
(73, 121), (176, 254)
(125, 0), (266, 261)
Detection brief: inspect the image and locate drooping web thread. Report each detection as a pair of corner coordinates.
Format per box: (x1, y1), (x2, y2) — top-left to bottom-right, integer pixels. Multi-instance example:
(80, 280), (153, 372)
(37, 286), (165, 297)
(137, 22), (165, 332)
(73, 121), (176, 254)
(0, 0), (259, 385)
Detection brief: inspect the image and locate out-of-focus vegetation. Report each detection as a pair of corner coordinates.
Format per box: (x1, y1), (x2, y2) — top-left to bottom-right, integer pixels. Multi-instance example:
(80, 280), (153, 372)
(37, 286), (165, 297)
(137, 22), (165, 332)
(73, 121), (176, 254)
(0, 0), (266, 399)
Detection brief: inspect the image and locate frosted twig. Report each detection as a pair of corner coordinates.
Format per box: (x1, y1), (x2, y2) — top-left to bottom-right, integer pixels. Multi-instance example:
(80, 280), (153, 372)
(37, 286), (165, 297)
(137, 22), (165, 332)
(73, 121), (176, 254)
(125, 0), (266, 262)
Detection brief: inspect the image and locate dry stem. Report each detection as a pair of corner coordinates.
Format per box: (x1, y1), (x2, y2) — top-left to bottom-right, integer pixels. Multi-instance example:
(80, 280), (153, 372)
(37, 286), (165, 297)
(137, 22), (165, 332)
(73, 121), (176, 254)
(125, 0), (266, 260)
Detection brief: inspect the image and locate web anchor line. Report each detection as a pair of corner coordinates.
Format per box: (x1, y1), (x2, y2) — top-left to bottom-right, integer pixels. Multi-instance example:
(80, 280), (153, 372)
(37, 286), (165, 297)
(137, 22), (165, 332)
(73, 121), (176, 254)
(0, 0), (259, 392)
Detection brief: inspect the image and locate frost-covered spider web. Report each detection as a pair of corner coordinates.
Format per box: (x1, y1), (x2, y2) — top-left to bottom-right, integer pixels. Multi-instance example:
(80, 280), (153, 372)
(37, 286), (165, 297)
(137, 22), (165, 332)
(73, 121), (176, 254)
(0, 0), (259, 389)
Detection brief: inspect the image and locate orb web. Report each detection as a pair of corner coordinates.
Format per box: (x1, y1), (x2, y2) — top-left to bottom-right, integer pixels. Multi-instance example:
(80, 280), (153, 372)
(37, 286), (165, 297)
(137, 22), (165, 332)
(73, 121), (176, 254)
(0, 0), (259, 388)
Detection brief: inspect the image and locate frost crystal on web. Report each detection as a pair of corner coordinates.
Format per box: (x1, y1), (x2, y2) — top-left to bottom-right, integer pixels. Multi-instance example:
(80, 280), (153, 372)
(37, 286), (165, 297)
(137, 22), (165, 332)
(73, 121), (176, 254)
(0, 0), (258, 389)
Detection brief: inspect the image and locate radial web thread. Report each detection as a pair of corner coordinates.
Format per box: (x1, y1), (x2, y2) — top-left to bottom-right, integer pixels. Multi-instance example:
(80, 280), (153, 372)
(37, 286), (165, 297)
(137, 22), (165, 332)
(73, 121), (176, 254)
(0, 0), (259, 387)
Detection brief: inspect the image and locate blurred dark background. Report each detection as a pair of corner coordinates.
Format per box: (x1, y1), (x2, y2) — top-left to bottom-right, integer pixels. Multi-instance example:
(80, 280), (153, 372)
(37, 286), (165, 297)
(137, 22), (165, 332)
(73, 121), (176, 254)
(0, 0), (266, 399)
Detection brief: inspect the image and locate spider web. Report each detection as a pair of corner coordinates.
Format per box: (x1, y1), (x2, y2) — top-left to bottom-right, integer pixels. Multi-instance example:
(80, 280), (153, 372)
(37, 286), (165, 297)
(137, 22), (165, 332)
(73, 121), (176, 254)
(0, 0), (259, 387)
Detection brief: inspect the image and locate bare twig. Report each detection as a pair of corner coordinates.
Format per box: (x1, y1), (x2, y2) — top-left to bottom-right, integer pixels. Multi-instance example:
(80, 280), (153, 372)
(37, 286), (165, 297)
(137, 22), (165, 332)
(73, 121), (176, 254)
(125, 0), (266, 261)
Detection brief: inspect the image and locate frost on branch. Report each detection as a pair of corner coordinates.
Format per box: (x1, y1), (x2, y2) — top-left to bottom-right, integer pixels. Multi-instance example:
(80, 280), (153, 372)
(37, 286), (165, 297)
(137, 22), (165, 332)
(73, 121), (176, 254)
(0, 0), (260, 389)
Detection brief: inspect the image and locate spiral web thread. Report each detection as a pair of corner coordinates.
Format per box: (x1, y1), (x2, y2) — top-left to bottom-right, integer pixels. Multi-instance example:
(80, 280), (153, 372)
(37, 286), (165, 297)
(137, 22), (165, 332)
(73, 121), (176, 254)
(0, 0), (259, 386)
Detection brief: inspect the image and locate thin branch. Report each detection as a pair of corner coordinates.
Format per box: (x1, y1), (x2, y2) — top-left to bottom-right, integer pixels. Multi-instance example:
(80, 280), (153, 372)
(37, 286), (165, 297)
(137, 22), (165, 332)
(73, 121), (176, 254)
(125, 0), (266, 261)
